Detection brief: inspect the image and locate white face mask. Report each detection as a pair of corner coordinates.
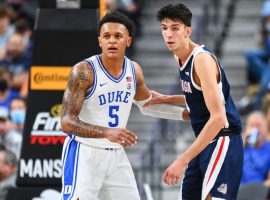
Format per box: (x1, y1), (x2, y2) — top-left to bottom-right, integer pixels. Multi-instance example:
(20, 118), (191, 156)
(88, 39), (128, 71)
(265, 23), (270, 32)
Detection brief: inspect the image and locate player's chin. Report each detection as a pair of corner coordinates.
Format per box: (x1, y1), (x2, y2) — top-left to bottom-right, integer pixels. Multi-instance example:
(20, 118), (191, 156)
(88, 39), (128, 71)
(166, 45), (176, 51)
(106, 51), (119, 57)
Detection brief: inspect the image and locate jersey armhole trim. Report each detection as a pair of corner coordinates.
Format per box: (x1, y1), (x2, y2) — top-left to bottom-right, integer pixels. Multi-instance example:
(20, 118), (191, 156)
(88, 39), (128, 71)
(130, 61), (137, 93)
(190, 51), (222, 91)
(84, 59), (97, 99)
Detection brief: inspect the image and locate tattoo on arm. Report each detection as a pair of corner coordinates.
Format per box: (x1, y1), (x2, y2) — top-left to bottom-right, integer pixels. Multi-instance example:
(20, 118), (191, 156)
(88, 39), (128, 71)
(61, 61), (107, 138)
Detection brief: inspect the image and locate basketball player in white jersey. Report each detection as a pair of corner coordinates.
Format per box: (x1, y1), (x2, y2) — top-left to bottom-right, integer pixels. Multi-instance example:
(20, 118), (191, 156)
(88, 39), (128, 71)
(60, 12), (189, 200)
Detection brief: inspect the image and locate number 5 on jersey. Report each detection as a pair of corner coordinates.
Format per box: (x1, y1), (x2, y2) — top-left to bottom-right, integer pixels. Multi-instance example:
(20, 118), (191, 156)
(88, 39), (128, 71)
(109, 106), (119, 127)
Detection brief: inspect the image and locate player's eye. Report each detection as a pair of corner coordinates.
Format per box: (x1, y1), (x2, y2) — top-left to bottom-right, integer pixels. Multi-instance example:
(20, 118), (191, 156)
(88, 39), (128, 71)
(115, 34), (122, 39)
(103, 34), (110, 39)
(161, 27), (167, 31)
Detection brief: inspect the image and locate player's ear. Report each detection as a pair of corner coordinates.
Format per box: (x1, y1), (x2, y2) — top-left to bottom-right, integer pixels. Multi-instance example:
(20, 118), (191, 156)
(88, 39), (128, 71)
(98, 36), (102, 47)
(185, 26), (192, 37)
(126, 36), (132, 47)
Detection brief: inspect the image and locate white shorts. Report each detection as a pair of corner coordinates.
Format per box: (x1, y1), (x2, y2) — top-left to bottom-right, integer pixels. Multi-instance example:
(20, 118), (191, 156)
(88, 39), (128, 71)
(60, 137), (140, 200)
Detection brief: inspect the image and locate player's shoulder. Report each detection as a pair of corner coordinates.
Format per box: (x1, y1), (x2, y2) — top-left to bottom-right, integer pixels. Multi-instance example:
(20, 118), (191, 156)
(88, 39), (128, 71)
(194, 49), (216, 65)
(126, 58), (141, 71)
(71, 60), (94, 81)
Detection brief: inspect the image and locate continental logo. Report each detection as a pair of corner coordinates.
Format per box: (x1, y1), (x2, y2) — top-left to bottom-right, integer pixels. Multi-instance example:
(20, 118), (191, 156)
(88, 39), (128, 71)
(31, 66), (72, 90)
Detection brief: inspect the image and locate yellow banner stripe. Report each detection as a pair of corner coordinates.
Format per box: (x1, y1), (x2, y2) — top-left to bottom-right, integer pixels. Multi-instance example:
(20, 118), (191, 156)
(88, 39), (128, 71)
(30, 66), (72, 91)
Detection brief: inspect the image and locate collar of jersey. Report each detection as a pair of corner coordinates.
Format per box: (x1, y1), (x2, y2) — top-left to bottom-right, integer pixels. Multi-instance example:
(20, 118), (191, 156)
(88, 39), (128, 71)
(96, 55), (127, 83)
(179, 44), (204, 71)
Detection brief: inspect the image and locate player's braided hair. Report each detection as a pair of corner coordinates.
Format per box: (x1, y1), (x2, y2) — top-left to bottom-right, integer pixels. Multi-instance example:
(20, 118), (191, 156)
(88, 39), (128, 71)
(98, 11), (135, 37)
(157, 4), (192, 27)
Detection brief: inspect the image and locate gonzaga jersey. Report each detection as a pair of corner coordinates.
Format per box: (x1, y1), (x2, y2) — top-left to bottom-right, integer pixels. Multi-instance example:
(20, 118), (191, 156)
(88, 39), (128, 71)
(179, 45), (242, 136)
(74, 55), (136, 148)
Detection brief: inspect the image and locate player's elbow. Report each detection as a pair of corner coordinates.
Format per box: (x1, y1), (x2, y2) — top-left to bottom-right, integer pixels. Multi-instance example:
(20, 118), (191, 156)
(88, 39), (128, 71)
(61, 115), (75, 133)
(211, 113), (227, 130)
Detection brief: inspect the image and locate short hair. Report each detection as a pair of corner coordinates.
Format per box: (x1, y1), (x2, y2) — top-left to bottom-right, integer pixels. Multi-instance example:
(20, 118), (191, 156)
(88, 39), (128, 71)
(11, 96), (27, 107)
(0, 150), (18, 168)
(98, 11), (135, 37)
(15, 19), (31, 34)
(0, 7), (9, 19)
(157, 4), (192, 27)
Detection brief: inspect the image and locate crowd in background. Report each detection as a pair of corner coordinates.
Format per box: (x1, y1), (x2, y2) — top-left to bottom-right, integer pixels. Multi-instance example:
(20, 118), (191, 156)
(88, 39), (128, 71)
(0, 0), (269, 199)
(0, 0), (34, 198)
(238, 0), (270, 115)
(233, 2), (270, 199)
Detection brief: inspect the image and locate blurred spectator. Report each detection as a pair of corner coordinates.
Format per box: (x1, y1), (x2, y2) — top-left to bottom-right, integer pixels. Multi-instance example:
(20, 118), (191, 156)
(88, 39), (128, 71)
(0, 149), (18, 200)
(0, 7), (14, 60)
(262, 93), (270, 142)
(10, 97), (25, 133)
(5, 0), (35, 28)
(241, 112), (270, 186)
(0, 149), (17, 188)
(0, 68), (20, 110)
(15, 18), (32, 56)
(0, 33), (30, 90)
(238, 1), (270, 113)
(0, 106), (22, 159)
(105, 0), (118, 12)
(118, 0), (142, 38)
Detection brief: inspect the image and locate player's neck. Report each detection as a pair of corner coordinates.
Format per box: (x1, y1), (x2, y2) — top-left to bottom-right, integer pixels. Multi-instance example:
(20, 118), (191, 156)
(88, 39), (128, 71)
(100, 54), (125, 75)
(174, 41), (199, 64)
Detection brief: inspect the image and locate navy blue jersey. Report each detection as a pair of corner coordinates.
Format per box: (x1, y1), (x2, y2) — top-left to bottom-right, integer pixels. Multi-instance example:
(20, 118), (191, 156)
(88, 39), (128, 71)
(178, 45), (242, 136)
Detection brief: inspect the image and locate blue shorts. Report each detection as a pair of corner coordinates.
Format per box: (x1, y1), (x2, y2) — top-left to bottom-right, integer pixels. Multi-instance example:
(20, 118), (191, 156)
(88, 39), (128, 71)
(179, 135), (243, 200)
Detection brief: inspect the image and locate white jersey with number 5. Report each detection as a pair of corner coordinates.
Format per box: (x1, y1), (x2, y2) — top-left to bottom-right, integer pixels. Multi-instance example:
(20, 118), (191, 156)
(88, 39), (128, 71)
(74, 55), (136, 148)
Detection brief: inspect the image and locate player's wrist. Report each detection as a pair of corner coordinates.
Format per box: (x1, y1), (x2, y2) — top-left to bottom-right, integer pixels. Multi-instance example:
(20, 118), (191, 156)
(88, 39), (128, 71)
(103, 128), (112, 139)
(178, 153), (191, 166)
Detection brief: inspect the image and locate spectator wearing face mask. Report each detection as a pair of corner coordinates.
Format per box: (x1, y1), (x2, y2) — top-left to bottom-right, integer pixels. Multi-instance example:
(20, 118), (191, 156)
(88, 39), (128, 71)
(0, 68), (19, 111)
(241, 111), (270, 186)
(10, 97), (25, 132)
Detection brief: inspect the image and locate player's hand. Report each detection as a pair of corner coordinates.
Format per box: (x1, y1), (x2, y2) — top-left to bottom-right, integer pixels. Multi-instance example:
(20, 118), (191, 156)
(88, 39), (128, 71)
(143, 90), (168, 107)
(163, 157), (188, 185)
(105, 127), (137, 147)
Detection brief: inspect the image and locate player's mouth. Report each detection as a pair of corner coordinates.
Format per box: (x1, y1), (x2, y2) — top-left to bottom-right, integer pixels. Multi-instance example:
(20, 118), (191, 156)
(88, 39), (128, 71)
(108, 47), (118, 52)
(167, 41), (175, 45)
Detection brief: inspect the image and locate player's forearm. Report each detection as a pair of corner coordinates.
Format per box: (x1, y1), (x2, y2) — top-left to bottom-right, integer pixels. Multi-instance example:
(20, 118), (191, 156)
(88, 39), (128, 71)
(164, 95), (186, 105)
(180, 114), (226, 163)
(61, 116), (108, 138)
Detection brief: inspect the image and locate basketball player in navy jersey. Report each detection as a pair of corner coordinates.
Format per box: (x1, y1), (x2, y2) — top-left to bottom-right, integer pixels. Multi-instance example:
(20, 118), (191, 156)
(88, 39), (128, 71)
(60, 12), (188, 200)
(145, 4), (243, 200)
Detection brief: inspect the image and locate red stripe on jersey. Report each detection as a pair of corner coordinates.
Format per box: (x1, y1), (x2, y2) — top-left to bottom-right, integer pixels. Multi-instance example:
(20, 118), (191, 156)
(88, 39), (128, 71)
(206, 136), (225, 185)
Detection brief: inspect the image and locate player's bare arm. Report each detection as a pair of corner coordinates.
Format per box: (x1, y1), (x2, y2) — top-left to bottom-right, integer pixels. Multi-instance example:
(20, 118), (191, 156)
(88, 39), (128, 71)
(144, 93), (186, 106)
(133, 61), (188, 120)
(61, 61), (136, 146)
(182, 53), (227, 159)
(133, 61), (151, 101)
(132, 62), (189, 120)
(163, 53), (227, 185)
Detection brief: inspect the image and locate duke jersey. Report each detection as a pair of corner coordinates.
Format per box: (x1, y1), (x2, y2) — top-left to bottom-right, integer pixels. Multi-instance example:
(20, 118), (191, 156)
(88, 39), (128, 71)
(179, 45), (242, 136)
(74, 55), (136, 148)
